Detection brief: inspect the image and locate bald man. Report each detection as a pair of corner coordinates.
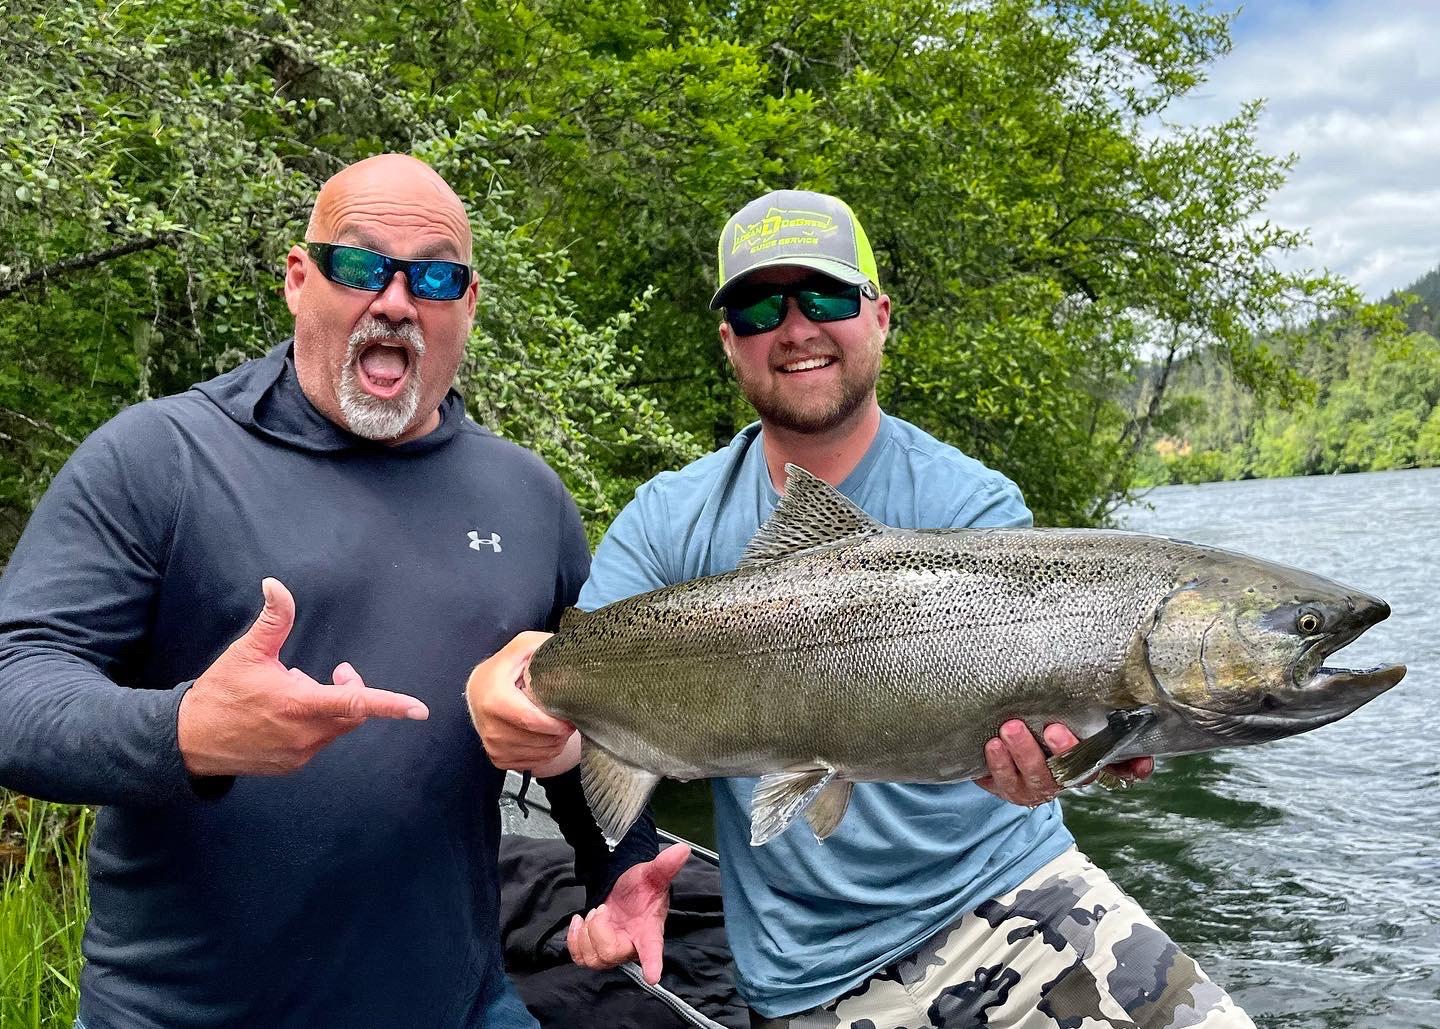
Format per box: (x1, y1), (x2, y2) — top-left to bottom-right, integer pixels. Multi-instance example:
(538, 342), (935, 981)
(0, 154), (667, 1028)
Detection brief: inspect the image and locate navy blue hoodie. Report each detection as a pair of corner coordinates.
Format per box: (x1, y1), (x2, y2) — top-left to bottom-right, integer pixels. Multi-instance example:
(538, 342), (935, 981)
(0, 341), (655, 1028)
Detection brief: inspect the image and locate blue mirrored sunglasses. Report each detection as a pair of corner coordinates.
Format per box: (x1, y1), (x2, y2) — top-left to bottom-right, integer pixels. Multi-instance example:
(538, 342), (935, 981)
(305, 242), (471, 301)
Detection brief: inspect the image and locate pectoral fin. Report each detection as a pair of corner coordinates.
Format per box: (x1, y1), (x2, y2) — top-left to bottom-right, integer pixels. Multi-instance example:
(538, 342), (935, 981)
(750, 765), (853, 846)
(1046, 707), (1157, 789)
(579, 741), (661, 849)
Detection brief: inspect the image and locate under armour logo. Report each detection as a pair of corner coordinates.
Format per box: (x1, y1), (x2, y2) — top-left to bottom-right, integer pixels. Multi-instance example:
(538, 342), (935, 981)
(467, 531), (502, 553)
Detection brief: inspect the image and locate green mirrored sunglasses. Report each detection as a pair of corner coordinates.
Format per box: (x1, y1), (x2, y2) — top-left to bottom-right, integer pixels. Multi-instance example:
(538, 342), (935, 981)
(724, 280), (876, 337)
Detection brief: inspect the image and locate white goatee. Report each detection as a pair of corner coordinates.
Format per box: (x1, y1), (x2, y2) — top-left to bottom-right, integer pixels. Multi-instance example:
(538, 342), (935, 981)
(337, 318), (426, 440)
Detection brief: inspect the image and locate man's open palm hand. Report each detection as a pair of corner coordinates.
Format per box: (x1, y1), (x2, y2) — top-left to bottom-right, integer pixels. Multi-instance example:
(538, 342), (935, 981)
(178, 578), (429, 777)
(566, 842), (691, 985)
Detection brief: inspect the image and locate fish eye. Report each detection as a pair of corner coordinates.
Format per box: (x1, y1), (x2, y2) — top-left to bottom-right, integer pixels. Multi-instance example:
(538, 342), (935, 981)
(1296, 608), (1323, 635)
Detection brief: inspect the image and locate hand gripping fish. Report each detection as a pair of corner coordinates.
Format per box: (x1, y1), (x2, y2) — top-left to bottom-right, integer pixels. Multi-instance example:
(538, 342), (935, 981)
(528, 466), (1405, 848)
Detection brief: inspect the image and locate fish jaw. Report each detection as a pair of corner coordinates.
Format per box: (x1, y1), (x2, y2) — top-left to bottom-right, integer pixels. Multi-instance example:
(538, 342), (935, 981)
(1145, 548), (1405, 746)
(1251, 584), (1405, 736)
(1167, 661), (1405, 747)
(1280, 660), (1406, 728)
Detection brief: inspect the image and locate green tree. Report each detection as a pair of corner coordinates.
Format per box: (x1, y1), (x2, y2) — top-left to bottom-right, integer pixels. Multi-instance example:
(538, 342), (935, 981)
(4, 0), (1387, 536)
(0, 0), (698, 549)
(1144, 318), (1440, 484)
(1416, 404), (1440, 465)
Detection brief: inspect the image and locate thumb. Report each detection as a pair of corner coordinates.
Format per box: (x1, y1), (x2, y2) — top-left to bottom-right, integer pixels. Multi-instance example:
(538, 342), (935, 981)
(236, 577), (295, 663)
(646, 843), (690, 890)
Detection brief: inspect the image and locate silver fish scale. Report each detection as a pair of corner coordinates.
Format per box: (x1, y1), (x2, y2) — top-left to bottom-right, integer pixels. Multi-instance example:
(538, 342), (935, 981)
(530, 529), (1204, 783)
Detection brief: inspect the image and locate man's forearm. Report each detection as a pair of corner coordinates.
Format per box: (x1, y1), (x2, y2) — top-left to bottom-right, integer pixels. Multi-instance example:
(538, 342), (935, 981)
(0, 647), (200, 805)
(542, 765), (659, 907)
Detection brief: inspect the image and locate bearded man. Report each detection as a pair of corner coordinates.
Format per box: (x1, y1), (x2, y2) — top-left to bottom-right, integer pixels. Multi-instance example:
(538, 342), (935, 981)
(469, 190), (1255, 1028)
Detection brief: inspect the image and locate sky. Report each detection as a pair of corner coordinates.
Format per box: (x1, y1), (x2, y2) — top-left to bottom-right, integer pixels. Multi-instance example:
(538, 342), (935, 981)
(1166, 0), (1440, 299)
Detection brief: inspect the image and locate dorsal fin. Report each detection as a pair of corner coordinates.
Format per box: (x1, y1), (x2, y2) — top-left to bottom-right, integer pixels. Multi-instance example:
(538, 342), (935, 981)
(739, 464), (886, 569)
(557, 607), (591, 632)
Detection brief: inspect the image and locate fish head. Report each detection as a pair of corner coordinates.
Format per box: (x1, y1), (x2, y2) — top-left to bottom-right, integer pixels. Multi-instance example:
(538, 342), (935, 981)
(1144, 552), (1406, 746)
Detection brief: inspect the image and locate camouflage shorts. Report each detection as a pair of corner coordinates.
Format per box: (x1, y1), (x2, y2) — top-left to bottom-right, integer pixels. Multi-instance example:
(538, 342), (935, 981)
(749, 846), (1255, 1029)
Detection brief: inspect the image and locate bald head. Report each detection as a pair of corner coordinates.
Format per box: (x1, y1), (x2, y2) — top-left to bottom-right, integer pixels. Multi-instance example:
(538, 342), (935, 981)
(307, 154), (472, 262)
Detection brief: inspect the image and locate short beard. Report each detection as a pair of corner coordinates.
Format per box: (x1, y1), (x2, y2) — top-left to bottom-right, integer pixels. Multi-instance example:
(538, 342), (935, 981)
(737, 328), (884, 435)
(337, 318), (426, 440)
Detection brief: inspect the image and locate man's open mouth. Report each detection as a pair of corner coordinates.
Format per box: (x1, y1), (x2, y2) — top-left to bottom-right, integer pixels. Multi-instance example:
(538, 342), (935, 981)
(356, 342), (413, 399)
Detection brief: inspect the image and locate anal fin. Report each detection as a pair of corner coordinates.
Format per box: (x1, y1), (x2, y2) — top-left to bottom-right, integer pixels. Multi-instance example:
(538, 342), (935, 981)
(1046, 707), (1157, 789)
(803, 778), (854, 842)
(579, 741), (661, 849)
(750, 765), (853, 846)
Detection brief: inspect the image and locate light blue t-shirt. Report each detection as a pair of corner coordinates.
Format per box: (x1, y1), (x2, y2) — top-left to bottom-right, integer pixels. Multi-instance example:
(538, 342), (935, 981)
(577, 414), (1074, 1017)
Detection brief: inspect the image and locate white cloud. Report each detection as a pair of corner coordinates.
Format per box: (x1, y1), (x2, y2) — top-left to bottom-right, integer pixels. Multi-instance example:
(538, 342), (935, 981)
(1163, 0), (1440, 297)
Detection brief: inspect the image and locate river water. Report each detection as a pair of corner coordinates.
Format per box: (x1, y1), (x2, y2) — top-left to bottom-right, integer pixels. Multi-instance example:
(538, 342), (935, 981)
(1081, 468), (1440, 1028)
(652, 468), (1440, 1028)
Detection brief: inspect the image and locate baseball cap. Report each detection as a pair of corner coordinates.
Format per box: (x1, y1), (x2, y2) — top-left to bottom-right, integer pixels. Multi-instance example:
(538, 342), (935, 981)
(711, 189), (879, 309)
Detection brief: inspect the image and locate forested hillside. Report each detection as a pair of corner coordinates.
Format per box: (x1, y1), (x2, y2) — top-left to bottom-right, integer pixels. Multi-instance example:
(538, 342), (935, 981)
(1395, 266), (1440, 336)
(1138, 267), (1440, 485)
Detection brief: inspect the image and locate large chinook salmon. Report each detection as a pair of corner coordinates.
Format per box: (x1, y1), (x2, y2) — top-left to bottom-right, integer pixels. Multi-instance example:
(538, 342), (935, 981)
(528, 466), (1404, 848)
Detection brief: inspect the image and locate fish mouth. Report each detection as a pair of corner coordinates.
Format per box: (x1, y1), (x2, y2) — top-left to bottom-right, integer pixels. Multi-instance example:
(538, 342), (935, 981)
(1304, 661), (1406, 697)
(1288, 592), (1394, 691)
(1287, 606), (1406, 720)
(1176, 660), (1405, 743)
(1258, 661), (1407, 736)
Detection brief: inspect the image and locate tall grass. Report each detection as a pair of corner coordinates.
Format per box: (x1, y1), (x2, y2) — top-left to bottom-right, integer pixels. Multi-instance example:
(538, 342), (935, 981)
(0, 790), (89, 1028)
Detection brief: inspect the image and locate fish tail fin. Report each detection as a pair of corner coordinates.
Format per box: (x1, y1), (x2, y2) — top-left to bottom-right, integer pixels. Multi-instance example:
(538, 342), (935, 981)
(750, 765), (853, 846)
(579, 741), (661, 849)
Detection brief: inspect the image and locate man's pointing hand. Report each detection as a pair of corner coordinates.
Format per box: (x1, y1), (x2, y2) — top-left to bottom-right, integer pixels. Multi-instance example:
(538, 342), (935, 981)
(178, 578), (428, 777)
